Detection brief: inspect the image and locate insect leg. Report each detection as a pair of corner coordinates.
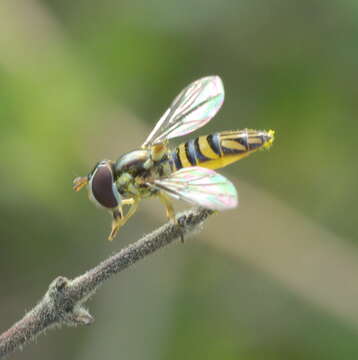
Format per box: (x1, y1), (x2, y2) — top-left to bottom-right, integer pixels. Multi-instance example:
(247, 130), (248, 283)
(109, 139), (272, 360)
(158, 192), (184, 242)
(122, 198), (136, 206)
(108, 207), (124, 241)
(158, 192), (176, 222)
(108, 198), (140, 241)
(120, 198), (140, 227)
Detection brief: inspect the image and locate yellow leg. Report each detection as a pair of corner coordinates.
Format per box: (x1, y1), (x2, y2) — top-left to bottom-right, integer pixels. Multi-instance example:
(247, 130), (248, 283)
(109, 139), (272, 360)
(108, 207), (124, 241)
(121, 198), (140, 227)
(122, 198), (136, 206)
(158, 192), (185, 243)
(107, 198), (140, 241)
(158, 192), (176, 223)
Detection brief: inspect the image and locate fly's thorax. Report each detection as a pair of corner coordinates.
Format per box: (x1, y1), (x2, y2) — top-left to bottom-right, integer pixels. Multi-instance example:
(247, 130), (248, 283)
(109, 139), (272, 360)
(115, 147), (173, 184)
(88, 160), (122, 209)
(114, 149), (151, 195)
(150, 142), (168, 162)
(114, 149), (151, 177)
(152, 152), (173, 178)
(115, 171), (158, 198)
(114, 148), (168, 198)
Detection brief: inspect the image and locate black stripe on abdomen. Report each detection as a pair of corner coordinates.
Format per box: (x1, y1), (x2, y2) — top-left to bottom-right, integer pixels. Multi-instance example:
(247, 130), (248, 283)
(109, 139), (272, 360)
(235, 132), (248, 150)
(207, 133), (221, 155)
(172, 148), (183, 170)
(194, 137), (211, 162)
(185, 141), (196, 166)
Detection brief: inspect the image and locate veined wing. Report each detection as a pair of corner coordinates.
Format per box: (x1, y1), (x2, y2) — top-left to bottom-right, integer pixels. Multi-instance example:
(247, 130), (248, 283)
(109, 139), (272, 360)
(142, 76), (224, 147)
(149, 167), (238, 211)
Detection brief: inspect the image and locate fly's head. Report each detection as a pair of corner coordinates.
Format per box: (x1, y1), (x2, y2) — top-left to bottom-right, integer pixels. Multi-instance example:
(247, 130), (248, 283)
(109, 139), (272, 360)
(73, 160), (122, 210)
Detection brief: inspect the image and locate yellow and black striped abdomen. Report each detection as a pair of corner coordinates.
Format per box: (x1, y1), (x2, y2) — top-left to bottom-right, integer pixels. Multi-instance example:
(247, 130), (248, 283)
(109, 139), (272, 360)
(171, 129), (274, 171)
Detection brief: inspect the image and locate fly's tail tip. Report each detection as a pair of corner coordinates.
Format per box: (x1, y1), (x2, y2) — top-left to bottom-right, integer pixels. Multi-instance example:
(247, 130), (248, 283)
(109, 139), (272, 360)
(264, 129), (275, 149)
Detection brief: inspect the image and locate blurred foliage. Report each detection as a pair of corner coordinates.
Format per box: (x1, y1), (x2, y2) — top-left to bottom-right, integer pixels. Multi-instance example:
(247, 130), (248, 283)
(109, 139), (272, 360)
(1, 0), (358, 359)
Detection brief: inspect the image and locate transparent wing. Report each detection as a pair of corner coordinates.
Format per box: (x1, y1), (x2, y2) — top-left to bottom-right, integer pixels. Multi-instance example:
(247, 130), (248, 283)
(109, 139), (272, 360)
(142, 76), (224, 147)
(149, 167), (238, 211)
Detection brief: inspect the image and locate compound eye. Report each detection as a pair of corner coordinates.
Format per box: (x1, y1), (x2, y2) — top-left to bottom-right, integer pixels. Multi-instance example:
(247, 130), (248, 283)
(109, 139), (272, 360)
(90, 161), (121, 209)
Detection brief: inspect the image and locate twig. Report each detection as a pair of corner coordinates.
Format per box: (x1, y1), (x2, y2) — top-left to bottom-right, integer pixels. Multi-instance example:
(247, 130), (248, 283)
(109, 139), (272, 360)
(0, 207), (213, 359)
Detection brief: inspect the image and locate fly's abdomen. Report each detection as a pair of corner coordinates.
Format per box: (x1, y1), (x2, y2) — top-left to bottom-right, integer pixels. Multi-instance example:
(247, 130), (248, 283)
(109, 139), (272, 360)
(171, 129), (274, 171)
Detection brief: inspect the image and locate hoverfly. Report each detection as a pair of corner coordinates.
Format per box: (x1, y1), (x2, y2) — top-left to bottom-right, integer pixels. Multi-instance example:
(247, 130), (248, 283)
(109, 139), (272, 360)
(73, 76), (274, 240)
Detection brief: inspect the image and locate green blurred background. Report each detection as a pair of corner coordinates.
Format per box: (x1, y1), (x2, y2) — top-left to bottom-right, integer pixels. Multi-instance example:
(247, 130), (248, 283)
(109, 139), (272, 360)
(1, 0), (358, 359)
